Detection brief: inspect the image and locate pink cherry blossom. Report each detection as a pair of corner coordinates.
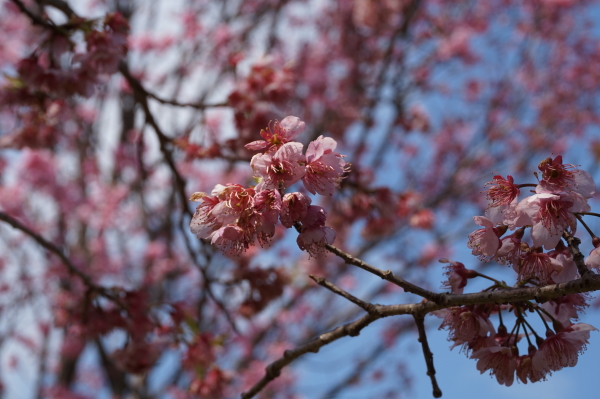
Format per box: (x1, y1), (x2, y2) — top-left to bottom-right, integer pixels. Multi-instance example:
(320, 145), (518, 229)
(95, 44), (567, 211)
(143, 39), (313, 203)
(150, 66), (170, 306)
(439, 305), (495, 345)
(251, 142), (305, 190)
(542, 293), (589, 325)
(494, 228), (526, 265)
(252, 189), (282, 245)
(485, 175), (520, 209)
(245, 116), (306, 152)
(211, 224), (247, 254)
(584, 238), (600, 272)
(517, 250), (563, 284)
(514, 192), (589, 249)
(296, 205), (336, 256)
(440, 259), (477, 294)
(547, 240), (578, 283)
(537, 156), (596, 198)
(533, 323), (597, 373)
(516, 346), (548, 383)
(280, 192), (311, 228)
(302, 136), (349, 196)
(467, 216), (502, 261)
(471, 344), (517, 386)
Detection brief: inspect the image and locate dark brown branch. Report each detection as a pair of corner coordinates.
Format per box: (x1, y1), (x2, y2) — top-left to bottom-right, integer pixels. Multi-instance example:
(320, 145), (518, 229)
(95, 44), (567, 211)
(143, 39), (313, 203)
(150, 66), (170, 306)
(413, 315), (442, 398)
(37, 0), (76, 18)
(309, 274), (379, 314)
(325, 244), (442, 302)
(119, 61), (193, 218)
(563, 231), (592, 278)
(241, 272), (600, 398)
(11, 0), (56, 29)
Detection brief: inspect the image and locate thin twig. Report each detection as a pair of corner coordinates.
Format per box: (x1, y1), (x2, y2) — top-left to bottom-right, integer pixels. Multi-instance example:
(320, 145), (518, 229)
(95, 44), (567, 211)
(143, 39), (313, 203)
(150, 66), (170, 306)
(0, 211), (96, 287)
(119, 61), (193, 218)
(147, 91), (228, 109)
(325, 244), (442, 302)
(413, 315), (442, 398)
(309, 274), (380, 314)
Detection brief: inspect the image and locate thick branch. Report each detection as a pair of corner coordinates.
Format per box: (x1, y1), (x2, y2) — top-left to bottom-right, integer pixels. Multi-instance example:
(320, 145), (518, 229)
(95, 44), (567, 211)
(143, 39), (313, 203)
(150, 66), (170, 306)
(242, 272), (600, 398)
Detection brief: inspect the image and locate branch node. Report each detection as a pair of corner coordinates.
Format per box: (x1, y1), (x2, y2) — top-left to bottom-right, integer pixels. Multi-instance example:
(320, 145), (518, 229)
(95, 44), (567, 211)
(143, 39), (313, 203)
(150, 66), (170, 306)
(266, 364), (280, 378)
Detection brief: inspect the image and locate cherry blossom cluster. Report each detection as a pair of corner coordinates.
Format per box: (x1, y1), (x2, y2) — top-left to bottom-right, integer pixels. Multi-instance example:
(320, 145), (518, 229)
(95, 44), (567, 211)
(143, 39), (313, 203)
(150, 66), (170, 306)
(437, 156), (599, 385)
(15, 12), (128, 98)
(190, 116), (349, 256)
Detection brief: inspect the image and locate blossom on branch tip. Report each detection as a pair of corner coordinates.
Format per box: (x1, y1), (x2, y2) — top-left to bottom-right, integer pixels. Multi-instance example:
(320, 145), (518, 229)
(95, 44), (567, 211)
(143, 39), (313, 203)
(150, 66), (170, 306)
(280, 192), (311, 228)
(440, 259), (476, 294)
(296, 205), (336, 256)
(245, 116), (306, 152)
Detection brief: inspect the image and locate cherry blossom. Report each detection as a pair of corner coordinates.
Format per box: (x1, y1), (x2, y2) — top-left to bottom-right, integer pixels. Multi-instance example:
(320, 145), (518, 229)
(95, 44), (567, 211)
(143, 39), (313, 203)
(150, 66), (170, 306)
(467, 216), (503, 261)
(537, 156), (596, 198)
(514, 192), (589, 249)
(251, 142), (305, 190)
(280, 192), (312, 228)
(533, 323), (597, 373)
(302, 136), (349, 196)
(296, 205), (336, 256)
(440, 259), (477, 294)
(245, 116), (306, 152)
(485, 175), (520, 209)
(517, 249), (563, 284)
(471, 344), (517, 386)
(438, 306), (495, 345)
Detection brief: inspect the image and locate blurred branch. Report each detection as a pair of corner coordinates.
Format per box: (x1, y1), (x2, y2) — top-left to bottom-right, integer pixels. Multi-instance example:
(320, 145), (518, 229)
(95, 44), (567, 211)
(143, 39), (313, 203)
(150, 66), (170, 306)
(119, 61), (193, 218)
(0, 211), (96, 288)
(413, 315), (442, 398)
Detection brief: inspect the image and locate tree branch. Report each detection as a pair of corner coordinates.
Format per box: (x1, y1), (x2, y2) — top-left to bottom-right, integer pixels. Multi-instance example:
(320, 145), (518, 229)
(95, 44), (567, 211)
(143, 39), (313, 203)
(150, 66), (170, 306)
(413, 315), (442, 398)
(325, 244), (442, 302)
(241, 272), (600, 398)
(240, 312), (382, 399)
(0, 211), (95, 287)
(563, 231), (592, 278)
(119, 61), (193, 218)
(309, 274), (378, 313)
